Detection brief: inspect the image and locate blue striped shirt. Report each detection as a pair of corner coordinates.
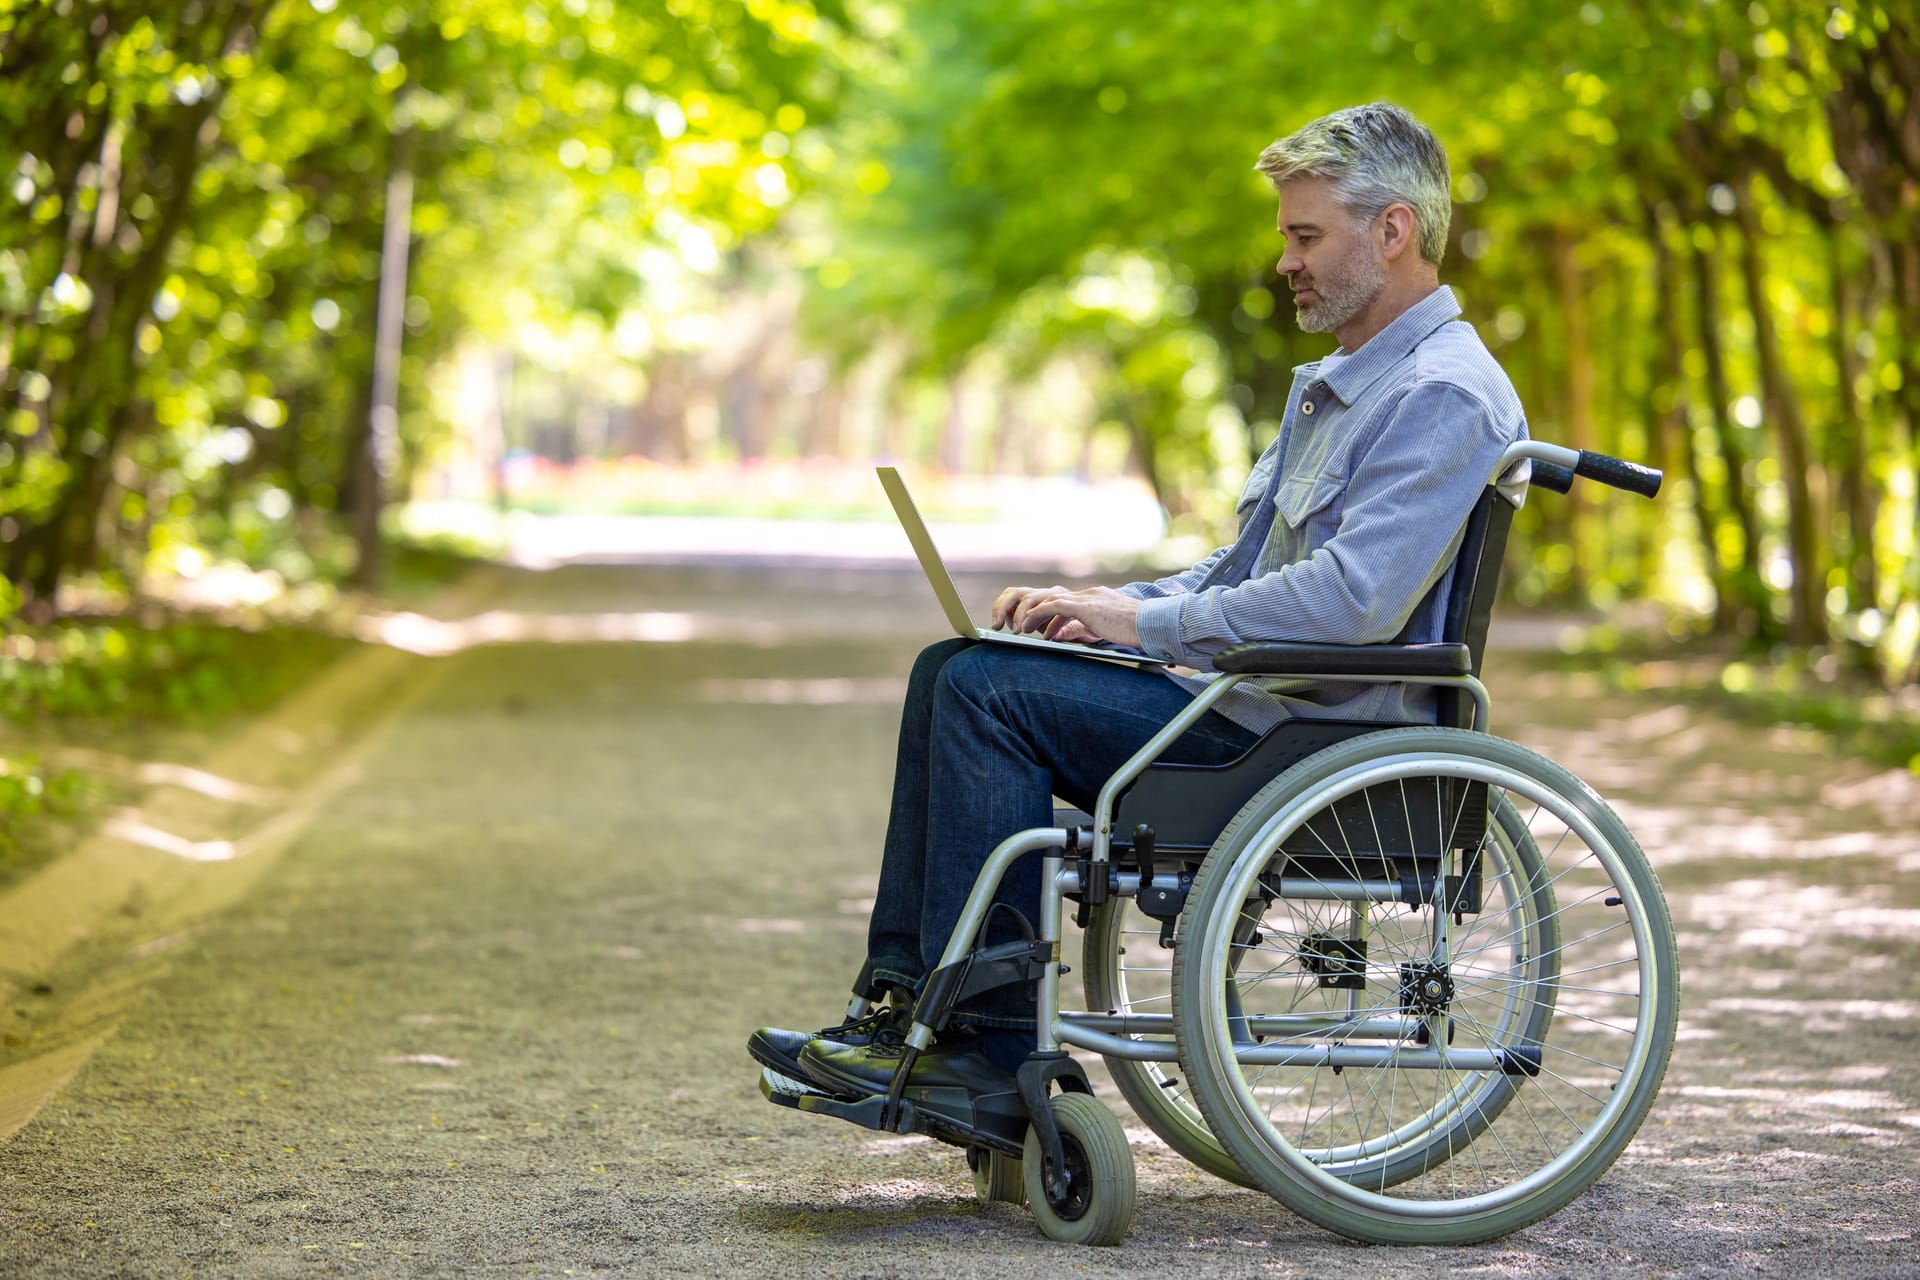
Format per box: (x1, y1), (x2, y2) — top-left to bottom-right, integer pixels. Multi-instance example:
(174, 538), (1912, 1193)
(1123, 286), (1526, 734)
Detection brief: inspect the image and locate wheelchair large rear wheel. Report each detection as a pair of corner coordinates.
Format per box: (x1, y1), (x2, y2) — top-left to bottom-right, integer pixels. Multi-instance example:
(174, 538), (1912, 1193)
(1084, 793), (1553, 1191)
(1172, 728), (1676, 1244)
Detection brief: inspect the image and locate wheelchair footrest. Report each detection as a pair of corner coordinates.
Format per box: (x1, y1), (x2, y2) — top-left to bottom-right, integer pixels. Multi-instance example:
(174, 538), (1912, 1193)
(759, 1068), (1027, 1156)
(784, 1082), (926, 1133)
(758, 1066), (844, 1108)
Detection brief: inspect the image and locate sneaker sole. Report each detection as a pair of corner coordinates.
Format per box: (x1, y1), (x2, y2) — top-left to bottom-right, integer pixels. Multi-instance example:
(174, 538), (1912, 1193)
(751, 1031), (873, 1100)
(760, 1067), (832, 1099)
(746, 1030), (809, 1079)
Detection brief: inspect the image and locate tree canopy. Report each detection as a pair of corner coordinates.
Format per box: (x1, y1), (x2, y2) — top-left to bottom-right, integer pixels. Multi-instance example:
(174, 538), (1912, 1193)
(814, 0), (1920, 670)
(4, 0), (1918, 676)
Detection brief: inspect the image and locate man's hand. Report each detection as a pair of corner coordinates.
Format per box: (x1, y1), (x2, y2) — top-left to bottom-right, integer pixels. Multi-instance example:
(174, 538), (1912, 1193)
(990, 585), (1143, 649)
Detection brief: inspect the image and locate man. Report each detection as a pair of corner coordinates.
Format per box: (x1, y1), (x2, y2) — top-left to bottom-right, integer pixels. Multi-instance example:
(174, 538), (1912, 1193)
(750, 102), (1525, 1100)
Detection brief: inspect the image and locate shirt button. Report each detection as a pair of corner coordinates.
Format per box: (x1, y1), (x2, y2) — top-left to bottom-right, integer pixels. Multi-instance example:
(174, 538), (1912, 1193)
(1300, 399), (1316, 416)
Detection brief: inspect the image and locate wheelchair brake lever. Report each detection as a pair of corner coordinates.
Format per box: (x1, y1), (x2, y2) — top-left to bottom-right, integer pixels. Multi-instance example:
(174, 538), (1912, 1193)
(1133, 825), (1156, 898)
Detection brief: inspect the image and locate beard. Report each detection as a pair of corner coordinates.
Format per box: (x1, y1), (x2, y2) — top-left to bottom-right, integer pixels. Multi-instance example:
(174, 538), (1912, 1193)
(1293, 235), (1387, 336)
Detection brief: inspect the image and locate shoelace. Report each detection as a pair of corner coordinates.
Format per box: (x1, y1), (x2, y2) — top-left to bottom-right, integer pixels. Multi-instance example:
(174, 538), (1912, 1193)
(821, 1006), (910, 1045)
(845, 1024), (978, 1060)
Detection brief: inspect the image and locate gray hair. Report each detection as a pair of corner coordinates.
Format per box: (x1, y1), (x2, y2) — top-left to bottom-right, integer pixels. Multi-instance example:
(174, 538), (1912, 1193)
(1255, 103), (1452, 266)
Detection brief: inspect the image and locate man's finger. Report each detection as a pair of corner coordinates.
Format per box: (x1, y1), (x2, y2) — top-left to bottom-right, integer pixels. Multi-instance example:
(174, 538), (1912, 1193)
(1014, 596), (1054, 633)
(1011, 586), (1065, 631)
(996, 585), (1046, 628)
(1022, 594), (1085, 636)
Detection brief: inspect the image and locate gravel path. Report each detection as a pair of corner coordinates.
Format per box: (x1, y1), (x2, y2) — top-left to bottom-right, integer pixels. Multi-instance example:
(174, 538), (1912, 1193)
(1, 561), (1916, 1278)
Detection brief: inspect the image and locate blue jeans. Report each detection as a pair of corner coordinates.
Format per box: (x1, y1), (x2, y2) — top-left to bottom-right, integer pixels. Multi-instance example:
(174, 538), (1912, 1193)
(866, 639), (1265, 1030)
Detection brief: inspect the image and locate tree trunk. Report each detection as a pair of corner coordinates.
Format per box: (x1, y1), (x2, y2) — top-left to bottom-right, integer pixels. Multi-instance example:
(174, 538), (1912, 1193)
(351, 130), (416, 590)
(1893, 239), (1920, 679)
(1827, 230), (1879, 632)
(802, 380), (845, 458)
(1644, 199), (1731, 627)
(1689, 228), (1773, 638)
(1732, 176), (1823, 645)
(990, 384), (1021, 474)
(1551, 228), (1594, 591)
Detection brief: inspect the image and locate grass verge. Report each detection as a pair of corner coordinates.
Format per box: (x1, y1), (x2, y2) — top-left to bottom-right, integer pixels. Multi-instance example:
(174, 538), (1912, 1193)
(0, 540), (488, 893)
(1539, 628), (1920, 774)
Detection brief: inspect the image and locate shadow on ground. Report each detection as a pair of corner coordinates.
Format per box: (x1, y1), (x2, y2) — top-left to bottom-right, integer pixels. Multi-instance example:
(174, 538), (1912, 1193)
(0, 562), (1914, 1278)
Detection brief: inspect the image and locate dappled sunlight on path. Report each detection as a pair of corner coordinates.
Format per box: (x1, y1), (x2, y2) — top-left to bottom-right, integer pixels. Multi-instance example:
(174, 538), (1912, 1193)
(0, 563), (1912, 1278)
(1487, 652), (1920, 1220)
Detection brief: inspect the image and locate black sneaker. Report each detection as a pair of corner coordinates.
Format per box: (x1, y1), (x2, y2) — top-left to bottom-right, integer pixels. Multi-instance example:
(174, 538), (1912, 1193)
(796, 1029), (1015, 1099)
(747, 1007), (907, 1094)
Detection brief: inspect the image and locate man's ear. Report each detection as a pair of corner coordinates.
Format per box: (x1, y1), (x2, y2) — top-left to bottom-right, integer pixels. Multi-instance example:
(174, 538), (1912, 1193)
(1379, 203), (1417, 263)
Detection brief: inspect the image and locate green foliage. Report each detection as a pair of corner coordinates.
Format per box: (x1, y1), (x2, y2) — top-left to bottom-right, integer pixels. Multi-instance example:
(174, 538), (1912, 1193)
(0, 617), (353, 722)
(0, 750), (94, 888)
(1546, 636), (1920, 777)
(0, 607), (355, 884)
(0, 754), (91, 821)
(0, 0), (848, 600)
(4, 0), (1918, 692)
(805, 0), (1920, 677)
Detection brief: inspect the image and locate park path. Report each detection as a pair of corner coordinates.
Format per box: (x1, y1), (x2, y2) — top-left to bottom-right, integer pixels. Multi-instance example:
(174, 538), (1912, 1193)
(0, 559), (1916, 1279)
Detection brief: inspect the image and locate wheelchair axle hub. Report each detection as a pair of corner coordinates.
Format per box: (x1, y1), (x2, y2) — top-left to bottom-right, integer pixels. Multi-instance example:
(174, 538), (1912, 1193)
(1398, 960), (1455, 1016)
(1301, 932), (1368, 990)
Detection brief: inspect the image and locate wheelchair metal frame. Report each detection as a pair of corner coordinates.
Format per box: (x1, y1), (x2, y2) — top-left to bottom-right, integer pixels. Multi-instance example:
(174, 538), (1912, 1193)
(794, 437), (1673, 1245)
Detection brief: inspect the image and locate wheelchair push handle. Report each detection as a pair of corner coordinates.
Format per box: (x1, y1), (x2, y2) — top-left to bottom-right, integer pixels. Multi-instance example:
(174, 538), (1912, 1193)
(1528, 462), (1575, 494)
(1511, 444), (1662, 500)
(1571, 450), (1662, 498)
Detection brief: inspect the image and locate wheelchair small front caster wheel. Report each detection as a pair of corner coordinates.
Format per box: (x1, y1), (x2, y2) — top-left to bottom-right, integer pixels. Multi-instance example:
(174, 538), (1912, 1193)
(968, 1146), (1025, 1206)
(1021, 1093), (1135, 1245)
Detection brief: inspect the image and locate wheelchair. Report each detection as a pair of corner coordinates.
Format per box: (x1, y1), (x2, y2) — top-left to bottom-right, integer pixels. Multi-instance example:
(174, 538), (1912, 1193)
(761, 440), (1676, 1247)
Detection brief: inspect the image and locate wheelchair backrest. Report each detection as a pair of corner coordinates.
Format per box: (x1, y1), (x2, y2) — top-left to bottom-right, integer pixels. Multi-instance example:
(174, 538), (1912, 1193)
(1431, 484), (1517, 727)
(1110, 480), (1516, 858)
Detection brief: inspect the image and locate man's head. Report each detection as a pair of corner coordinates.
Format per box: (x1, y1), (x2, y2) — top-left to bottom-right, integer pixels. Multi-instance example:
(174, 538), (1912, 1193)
(1255, 103), (1451, 342)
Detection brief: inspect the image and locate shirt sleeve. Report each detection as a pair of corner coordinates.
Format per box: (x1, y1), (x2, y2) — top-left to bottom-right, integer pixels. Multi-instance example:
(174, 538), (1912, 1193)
(1116, 544), (1233, 601)
(1132, 380), (1514, 668)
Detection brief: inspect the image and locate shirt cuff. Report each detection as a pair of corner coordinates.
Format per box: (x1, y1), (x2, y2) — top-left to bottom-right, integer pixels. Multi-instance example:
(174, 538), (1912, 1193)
(1134, 595), (1186, 664)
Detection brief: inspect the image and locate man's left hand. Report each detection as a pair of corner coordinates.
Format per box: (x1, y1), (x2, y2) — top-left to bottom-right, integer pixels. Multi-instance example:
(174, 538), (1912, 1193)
(1009, 585), (1144, 649)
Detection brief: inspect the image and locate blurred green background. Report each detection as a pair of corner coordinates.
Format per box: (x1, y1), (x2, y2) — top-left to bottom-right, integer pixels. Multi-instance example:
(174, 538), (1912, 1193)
(2, 0), (1918, 831)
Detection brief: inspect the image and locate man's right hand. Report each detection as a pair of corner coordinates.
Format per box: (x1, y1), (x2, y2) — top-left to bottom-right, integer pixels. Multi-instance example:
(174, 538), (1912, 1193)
(988, 585), (1116, 645)
(990, 585), (1056, 631)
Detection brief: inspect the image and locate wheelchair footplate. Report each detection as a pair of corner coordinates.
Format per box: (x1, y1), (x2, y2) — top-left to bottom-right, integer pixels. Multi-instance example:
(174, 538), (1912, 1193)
(759, 1066), (1027, 1155)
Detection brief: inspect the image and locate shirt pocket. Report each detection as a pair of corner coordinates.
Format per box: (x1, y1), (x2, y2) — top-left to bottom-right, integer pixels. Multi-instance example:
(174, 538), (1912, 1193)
(1235, 450), (1278, 515)
(1275, 468), (1345, 530)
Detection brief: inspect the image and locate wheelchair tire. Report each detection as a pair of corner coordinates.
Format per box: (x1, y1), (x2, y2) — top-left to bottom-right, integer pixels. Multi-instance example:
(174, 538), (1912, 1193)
(1021, 1092), (1135, 1246)
(968, 1146), (1026, 1206)
(1171, 727), (1677, 1244)
(1080, 897), (1256, 1188)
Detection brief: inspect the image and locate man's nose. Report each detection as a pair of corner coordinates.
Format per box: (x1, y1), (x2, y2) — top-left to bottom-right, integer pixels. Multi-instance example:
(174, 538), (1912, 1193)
(1277, 252), (1301, 279)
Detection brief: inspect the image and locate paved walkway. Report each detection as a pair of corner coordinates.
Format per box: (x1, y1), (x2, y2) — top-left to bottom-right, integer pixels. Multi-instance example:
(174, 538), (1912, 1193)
(1, 561), (1915, 1278)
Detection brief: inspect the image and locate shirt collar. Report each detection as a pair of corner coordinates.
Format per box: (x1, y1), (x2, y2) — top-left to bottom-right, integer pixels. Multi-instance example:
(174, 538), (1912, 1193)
(1315, 284), (1462, 407)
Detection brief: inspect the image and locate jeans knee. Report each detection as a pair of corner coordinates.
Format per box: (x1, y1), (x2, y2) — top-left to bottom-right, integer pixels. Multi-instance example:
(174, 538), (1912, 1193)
(934, 642), (1000, 712)
(905, 637), (971, 705)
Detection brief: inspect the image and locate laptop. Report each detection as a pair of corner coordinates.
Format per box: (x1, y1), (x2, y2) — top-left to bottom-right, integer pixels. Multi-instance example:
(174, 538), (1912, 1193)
(876, 466), (1172, 668)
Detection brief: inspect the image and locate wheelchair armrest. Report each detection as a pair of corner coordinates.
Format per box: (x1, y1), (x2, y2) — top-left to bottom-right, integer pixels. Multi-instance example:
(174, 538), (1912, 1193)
(1215, 641), (1472, 678)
